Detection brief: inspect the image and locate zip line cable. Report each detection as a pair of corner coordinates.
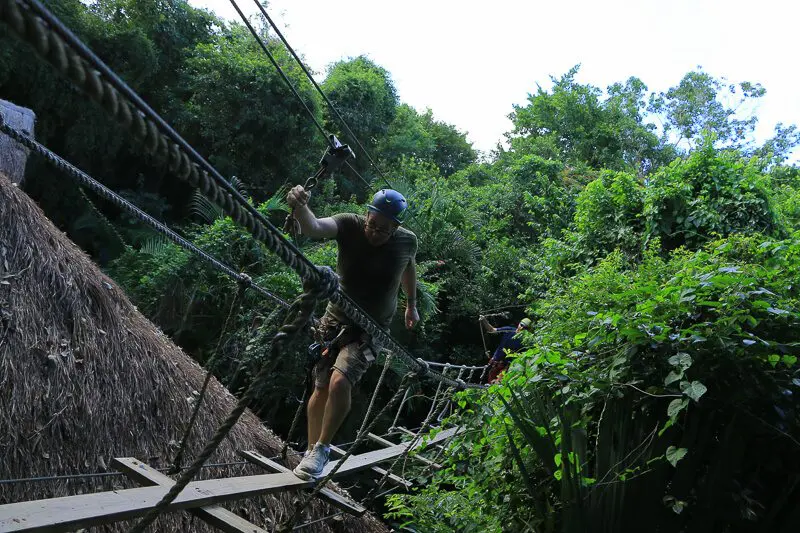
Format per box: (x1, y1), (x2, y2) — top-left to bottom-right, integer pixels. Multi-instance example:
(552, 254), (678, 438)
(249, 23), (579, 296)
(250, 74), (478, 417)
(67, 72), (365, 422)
(226, 0), (329, 147)
(226, 0), (376, 193)
(249, 0), (394, 191)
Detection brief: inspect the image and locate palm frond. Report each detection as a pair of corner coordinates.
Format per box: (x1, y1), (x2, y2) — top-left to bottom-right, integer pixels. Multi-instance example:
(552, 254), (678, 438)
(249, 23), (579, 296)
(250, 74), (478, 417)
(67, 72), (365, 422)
(189, 189), (223, 223)
(139, 235), (173, 256)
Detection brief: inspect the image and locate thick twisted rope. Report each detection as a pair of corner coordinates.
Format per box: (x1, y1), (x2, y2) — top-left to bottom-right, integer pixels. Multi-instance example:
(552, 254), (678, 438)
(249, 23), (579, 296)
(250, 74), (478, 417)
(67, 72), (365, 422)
(0, 0), (481, 391)
(128, 270), (336, 533)
(276, 371), (415, 532)
(0, 116), (290, 308)
(281, 388), (309, 460)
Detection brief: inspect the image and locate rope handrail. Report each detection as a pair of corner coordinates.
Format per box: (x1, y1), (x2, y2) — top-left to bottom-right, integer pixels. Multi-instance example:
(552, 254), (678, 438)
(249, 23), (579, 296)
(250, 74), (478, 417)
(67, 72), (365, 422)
(0, 117), (290, 309)
(423, 361), (488, 372)
(0, 0), (480, 391)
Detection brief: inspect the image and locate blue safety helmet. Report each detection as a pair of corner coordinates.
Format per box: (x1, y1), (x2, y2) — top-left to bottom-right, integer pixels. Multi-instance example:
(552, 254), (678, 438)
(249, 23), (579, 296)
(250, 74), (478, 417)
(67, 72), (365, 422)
(368, 189), (408, 224)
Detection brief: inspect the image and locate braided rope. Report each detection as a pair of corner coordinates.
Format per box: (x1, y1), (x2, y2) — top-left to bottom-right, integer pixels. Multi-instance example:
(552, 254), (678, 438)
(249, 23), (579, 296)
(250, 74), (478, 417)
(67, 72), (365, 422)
(168, 280), (249, 475)
(76, 186), (128, 248)
(1, 0), (482, 391)
(362, 377), (459, 507)
(0, 116), (290, 309)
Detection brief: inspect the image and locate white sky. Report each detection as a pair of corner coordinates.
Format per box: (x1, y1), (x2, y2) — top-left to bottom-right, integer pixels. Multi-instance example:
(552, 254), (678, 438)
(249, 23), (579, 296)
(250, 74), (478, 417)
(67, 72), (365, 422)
(189, 0), (800, 160)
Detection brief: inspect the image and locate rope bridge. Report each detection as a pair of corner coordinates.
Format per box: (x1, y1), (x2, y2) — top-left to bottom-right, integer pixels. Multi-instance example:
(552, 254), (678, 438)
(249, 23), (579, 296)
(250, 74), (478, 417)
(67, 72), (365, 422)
(0, 0), (494, 530)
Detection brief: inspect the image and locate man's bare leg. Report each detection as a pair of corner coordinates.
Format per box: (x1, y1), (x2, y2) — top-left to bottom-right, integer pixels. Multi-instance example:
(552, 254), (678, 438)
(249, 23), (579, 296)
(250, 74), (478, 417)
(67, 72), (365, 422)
(317, 369), (352, 445)
(306, 386), (328, 450)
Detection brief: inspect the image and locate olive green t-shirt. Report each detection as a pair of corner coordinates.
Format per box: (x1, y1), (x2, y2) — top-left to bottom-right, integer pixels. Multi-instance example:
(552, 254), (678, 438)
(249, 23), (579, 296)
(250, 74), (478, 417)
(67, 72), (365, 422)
(325, 213), (417, 328)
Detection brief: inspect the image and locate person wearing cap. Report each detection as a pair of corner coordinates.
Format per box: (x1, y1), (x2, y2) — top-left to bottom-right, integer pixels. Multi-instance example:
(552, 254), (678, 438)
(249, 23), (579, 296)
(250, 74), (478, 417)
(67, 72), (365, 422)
(286, 184), (419, 480)
(480, 316), (531, 383)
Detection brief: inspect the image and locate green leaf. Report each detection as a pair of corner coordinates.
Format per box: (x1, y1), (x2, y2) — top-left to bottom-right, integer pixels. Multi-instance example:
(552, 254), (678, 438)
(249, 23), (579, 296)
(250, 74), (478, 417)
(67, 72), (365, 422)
(664, 370), (683, 386)
(680, 380), (708, 402)
(666, 446), (688, 467)
(782, 355), (798, 366)
(768, 354), (780, 367)
(658, 418), (675, 437)
(668, 352), (692, 370)
(667, 398), (689, 418)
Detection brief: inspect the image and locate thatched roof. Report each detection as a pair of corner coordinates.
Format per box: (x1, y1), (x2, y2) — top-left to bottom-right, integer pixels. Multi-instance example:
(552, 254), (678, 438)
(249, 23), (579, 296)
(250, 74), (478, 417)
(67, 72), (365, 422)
(0, 173), (390, 533)
(0, 100), (35, 184)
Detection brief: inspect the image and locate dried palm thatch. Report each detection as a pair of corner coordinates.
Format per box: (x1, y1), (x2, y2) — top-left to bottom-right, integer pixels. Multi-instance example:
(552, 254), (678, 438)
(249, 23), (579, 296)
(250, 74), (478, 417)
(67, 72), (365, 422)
(0, 173), (390, 533)
(0, 100), (35, 185)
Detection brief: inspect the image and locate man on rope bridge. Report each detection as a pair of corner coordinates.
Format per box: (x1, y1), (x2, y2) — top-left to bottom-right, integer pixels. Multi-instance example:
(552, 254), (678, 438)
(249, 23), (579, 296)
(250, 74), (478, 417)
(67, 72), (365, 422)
(480, 315), (531, 383)
(286, 185), (419, 481)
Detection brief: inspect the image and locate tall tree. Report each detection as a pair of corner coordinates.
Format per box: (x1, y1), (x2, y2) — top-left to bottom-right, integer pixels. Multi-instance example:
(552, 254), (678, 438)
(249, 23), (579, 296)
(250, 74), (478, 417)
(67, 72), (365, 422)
(508, 66), (670, 174)
(321, 56), (399, 188)
(647, 68), (766, 152)
(378, 104), (477, 176)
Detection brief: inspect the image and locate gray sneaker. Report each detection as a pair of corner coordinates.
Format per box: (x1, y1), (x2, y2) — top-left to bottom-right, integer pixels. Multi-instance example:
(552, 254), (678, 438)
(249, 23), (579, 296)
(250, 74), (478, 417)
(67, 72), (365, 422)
(293, 443), (330, 481)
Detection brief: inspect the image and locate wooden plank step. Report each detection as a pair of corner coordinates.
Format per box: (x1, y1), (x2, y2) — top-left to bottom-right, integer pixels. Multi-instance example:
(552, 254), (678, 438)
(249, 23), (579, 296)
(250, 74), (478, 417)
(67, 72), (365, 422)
(237, 451), (366, 516)
(0, 427), (458, 532)
(328, 444), (412, 489)
(111, 458), (266, 533)
(367, 433), (442, 470)
(396, 426), (446, 451)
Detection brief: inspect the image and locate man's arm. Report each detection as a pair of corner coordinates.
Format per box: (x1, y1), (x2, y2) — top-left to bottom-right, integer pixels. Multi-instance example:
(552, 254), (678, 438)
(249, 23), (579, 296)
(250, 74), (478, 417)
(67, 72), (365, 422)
(286, 185), (338, 239)
(402, 258), (419, 329)
(479, 316), (498, 334)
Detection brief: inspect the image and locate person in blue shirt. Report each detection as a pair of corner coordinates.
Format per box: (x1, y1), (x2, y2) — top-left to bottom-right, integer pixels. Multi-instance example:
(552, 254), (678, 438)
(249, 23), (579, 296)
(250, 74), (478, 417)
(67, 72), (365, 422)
(480, 315), (531, 383)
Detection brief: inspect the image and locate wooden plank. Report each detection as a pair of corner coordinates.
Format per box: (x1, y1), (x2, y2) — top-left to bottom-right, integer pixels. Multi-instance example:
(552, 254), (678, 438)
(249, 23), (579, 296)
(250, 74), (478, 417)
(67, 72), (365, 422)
(0, 427), (458, 533)
(328, 444), (412, 489)
(367, 433), (442, 470)
(111, 458), (266, 533)
(396, 426), (446, 451)
(237, 451), (366, 516)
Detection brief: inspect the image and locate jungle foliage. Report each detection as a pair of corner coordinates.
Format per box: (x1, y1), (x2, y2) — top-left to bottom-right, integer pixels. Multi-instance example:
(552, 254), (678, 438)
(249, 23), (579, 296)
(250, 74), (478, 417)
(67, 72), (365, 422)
(2, 0), (799, 531)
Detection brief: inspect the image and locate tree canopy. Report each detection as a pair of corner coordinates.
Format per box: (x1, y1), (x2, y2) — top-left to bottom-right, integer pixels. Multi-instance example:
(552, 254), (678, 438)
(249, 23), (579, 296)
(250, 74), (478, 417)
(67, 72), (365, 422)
(2, 1), (799, 531)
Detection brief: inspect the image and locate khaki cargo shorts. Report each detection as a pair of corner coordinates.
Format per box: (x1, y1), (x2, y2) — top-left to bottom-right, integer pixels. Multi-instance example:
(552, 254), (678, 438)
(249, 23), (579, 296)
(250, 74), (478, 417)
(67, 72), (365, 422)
(312, 314), (379, 388)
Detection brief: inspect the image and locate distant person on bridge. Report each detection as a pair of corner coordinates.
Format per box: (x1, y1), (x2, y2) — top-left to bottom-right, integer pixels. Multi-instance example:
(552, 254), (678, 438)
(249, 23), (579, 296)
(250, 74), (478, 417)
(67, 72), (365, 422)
(480, 316), (531, 383)
(287, 185), (419, 480)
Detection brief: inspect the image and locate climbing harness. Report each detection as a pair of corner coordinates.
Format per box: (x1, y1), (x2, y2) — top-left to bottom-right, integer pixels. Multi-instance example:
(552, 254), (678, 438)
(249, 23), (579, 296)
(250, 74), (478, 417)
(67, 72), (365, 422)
(283, 318), (376, 458)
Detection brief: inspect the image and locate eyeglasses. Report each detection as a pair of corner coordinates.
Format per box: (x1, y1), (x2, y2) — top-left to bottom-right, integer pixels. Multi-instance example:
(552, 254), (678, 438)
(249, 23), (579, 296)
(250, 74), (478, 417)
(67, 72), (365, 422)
(366, 220), (394, 236)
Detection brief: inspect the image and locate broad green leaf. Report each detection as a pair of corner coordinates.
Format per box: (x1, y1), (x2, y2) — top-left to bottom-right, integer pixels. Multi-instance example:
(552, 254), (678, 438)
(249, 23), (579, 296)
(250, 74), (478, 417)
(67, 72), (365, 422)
(666, 446), (688, 467)
(668, 352), (692, 370)
(681, 380), (708, 402)
(664, 370), (683, 386)
(668, 398), (689, 418)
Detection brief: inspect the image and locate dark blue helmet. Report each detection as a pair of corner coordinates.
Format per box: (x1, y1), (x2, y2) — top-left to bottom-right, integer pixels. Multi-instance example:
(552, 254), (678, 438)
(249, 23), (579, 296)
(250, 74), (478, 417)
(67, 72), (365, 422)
(368, 189), (407, 224)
